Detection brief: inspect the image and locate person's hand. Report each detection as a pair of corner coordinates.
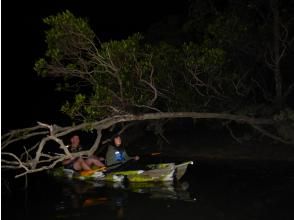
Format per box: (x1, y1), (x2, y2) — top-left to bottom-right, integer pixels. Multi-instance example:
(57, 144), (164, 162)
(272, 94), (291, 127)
(134, 156), (140, 160)
(98, 157), (105, 161)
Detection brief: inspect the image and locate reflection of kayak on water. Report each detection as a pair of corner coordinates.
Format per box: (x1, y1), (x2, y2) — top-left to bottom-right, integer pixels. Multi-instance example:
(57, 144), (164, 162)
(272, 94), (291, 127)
(51, 161), (194, 182)
(82, 197), (108, 207)
(56, 177), (195, 214)
(115, 181), (196, 202)
(84, 181), (196, 204)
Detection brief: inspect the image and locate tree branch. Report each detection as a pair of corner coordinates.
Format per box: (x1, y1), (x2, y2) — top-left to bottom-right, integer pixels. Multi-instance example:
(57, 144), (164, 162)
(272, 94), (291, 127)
(2, 111), (292, 178)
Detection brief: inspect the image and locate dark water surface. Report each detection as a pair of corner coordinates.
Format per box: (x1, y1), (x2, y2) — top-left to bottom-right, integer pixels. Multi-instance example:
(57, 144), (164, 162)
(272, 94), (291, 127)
(2, 159), (294, 220)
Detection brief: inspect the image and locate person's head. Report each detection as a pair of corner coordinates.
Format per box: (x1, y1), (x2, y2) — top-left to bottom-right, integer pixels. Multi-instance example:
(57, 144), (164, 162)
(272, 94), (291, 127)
(70, 135), (80, 148)
(113, 135), (122, 147)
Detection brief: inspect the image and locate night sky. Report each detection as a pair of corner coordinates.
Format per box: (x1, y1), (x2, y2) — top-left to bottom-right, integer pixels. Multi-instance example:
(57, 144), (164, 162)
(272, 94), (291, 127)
(1, 0), (188, 132)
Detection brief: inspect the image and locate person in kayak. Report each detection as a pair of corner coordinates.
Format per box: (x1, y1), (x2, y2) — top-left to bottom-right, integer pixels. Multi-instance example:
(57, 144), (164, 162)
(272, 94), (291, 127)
(63, 135), (105, 171)
(105, 135), (139, 170)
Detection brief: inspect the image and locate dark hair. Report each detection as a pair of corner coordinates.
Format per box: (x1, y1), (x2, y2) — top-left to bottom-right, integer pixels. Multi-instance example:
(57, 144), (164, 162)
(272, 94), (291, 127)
(112, 134), (121, 141)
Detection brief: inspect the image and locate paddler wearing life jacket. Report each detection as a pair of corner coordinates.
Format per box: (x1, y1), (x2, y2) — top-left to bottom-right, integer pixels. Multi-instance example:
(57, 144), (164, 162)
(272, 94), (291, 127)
(105, 135), (140, 170)
(63, 135), (105, 171)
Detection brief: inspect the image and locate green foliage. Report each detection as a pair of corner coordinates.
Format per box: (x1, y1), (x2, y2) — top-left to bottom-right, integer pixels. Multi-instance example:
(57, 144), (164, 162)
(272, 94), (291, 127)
(99, 33), (150, 98)
(36, 5), (294, 123)
(183, 42), (225, 74)
(34, 58), (48, 77)
(34, 10), (95, 78)
(43, 10), (95, 61)
(35, 10), (249, 121)
(274, 108), (294, 122)
(206, 15), (248, 47)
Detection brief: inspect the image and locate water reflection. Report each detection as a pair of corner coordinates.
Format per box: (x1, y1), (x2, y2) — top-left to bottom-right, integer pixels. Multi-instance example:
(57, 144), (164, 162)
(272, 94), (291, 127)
(126, 181), (195, 201)
(55, 178), (196, 217)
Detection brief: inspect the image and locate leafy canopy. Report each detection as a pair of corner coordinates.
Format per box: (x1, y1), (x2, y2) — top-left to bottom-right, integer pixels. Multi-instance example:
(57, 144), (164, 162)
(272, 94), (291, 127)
(35, 6), (293, 123)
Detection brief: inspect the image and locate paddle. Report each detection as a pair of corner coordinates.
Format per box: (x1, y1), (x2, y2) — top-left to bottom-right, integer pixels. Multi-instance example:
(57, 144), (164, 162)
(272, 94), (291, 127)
(109, 151), (161, 165)
(80, 166), (106, 176)
(80, 151), (162, 176)
(103, 160), (137, 173)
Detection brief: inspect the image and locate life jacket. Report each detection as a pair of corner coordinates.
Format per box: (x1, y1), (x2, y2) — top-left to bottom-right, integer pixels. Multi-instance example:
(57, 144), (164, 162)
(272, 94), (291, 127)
(114, 150), (125, 161)
(70, 146), (82, 153)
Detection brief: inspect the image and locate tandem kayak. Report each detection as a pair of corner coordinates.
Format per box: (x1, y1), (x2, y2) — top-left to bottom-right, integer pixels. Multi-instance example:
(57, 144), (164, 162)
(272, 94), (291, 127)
(50, 161), (194, 182)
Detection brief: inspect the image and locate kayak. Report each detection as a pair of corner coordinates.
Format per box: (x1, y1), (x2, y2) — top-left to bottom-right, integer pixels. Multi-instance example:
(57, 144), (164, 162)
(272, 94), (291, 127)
(50, 161), (193, 182)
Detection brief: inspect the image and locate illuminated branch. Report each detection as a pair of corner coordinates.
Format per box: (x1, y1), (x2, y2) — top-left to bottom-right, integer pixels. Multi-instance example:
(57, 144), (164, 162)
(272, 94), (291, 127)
(2, 112), (293, 178)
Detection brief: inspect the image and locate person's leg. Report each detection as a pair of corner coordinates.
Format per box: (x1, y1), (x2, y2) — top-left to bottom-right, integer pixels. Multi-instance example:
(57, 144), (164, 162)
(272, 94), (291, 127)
(74, 158), (91, 171)
(88, 155), (105, 162)
(73, 161), (82, 171)
(86, 158), (105, 167)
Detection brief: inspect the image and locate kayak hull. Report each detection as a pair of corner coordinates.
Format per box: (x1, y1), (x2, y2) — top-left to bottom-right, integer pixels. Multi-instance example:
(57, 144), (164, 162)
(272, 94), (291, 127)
(50, 161), (193, 182)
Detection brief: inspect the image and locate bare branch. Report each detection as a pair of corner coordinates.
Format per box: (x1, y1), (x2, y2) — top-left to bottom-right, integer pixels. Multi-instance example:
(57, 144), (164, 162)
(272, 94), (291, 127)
(1, 125), (48, 150)
(251, 124), (294, 145)
(225, 123), (243, 144)
(2, 111), (292, 178)
(88, 129), (102, 156)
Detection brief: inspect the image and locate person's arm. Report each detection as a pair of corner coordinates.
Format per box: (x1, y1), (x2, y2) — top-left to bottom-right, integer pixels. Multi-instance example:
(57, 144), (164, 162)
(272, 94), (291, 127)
(123, 150), (131, 161)
(123, 150), (139, 162)
(105, 145), (116, 166)
(62, 157), (75, 165)
(62, 149), (78, 165)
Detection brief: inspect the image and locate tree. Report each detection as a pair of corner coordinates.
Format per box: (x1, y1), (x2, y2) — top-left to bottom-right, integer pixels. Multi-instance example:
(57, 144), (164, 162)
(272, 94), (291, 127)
(185, 0), (294, 111)
(2, 8), (294, 178)
(34, 11), (162, 121)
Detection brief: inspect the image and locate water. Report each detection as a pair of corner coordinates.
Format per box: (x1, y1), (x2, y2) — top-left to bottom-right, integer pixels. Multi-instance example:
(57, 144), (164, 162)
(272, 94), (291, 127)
(2, 159), (294, 220)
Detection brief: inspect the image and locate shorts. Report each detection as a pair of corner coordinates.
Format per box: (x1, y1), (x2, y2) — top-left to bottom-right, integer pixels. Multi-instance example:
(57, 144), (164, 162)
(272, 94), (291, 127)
(64, 157), (80, 171)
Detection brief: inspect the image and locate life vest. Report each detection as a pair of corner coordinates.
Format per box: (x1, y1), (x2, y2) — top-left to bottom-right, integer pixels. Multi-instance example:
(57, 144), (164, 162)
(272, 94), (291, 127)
(114, 150), (125, 161)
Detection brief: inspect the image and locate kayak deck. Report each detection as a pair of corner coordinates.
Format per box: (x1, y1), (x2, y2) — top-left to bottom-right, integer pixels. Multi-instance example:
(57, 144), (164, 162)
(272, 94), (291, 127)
(51, 161), (193, 182)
